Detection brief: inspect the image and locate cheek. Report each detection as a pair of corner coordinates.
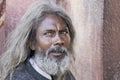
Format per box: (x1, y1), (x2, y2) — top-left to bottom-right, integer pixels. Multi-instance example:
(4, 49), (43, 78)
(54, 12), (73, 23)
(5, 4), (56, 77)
(37, 36), (52, 50)
(64, 35), (71, 47)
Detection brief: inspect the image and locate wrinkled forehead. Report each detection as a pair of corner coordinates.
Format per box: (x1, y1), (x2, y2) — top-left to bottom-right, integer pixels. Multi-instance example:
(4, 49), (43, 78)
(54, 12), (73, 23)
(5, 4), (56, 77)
(38, 14), (68, 31)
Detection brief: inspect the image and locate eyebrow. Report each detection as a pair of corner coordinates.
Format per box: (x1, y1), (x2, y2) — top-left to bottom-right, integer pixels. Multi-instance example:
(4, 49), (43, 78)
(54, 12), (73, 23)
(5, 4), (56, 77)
(43, 26), (69, 32)
(59, 28), (68, 32)
(44, 29), (55, 32)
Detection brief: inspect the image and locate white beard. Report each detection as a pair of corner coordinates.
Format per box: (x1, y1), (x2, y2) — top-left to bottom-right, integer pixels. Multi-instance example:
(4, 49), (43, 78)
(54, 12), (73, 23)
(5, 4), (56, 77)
(34, 52), (70, 75)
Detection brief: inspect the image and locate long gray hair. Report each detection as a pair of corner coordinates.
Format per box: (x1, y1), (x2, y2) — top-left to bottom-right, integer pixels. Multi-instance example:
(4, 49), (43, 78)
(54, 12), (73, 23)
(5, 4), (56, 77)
(0, 0), (75, 80)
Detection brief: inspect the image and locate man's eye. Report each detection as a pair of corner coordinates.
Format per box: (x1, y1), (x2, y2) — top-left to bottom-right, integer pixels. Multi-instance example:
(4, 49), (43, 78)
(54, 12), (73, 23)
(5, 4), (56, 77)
(60, 31), (68, 35)
(44, 32), (54, 37)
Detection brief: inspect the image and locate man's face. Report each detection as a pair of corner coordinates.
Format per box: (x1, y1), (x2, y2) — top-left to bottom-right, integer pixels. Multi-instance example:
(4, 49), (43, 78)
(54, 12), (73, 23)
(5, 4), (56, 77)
(33, 14), (71, 75)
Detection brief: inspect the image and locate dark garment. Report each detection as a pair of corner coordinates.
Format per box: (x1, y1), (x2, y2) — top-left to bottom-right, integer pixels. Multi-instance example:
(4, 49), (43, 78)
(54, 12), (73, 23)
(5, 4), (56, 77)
(6, 61), (75, 80)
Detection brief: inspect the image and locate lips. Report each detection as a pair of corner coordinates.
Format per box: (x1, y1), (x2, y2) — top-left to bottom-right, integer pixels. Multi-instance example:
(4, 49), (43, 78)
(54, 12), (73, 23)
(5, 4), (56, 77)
(49, 52), (66, 60)
(46, 46), (68, 60)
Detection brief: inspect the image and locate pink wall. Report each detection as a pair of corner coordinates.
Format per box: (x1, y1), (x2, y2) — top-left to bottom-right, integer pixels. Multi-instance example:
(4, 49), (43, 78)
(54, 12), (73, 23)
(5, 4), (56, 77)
(103, 0), (120, 80)
(0, 0), (35, 54)
(4, 0), (35, 36)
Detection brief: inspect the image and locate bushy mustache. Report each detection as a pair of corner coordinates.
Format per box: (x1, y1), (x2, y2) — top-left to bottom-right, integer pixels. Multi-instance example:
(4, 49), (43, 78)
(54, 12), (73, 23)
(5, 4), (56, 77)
(46, 46), (69, 56)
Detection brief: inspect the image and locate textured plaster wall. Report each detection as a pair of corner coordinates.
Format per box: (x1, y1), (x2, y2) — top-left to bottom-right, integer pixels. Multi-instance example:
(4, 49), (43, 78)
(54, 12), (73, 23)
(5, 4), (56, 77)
(4, 0), (35, 36)
(0, 0), (35, 54)
(69, 0), (104, 80)
(103, 0), (120, 80)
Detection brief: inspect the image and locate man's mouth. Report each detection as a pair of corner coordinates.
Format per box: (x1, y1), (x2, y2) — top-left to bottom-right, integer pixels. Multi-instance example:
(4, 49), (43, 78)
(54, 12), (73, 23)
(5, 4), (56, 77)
(46, 46), (68, 60)
(49, 52), (66, 60)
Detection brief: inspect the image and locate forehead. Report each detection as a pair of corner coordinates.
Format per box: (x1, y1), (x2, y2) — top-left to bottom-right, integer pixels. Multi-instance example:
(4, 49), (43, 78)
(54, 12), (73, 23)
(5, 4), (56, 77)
(38, 14), (68, 31)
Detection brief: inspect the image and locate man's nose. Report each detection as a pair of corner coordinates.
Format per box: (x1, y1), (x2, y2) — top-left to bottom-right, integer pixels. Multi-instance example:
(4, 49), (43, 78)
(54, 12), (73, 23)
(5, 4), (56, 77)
(53, 34), (64, 46)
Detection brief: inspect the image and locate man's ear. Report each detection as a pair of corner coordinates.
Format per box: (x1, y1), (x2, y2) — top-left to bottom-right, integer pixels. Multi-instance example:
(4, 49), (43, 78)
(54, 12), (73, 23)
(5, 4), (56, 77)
(29, 41), (35, 50)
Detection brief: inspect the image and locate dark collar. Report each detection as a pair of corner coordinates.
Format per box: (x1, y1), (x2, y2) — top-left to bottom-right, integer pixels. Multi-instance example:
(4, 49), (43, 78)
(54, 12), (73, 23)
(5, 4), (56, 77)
(25, 61), (49, 80)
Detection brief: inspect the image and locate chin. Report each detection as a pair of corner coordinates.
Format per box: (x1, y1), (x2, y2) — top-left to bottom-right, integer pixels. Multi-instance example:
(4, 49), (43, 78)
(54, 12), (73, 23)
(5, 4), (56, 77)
(34, 54), (70, 75)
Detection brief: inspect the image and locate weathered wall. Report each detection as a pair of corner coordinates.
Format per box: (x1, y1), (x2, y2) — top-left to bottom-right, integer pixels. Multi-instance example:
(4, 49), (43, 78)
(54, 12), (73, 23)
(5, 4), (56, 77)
(103, 0), (120, 80)
(69, 0), (104, 80)
(4, 0), (35, 36)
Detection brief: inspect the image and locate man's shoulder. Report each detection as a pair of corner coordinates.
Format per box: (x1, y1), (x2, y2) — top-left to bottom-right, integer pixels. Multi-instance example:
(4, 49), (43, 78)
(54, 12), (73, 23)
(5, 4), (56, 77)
(12, 65), (32, 80)
(6, 63), (34, 80)
(6, 62), (49, 80)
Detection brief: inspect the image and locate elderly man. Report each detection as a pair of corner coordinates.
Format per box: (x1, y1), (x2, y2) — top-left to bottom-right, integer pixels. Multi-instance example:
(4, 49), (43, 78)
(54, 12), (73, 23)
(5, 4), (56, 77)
(0, 0), (75, 80)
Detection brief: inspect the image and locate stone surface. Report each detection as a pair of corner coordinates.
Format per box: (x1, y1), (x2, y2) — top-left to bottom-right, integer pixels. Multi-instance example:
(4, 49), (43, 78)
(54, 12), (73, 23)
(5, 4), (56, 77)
(103, 0), (120, 80)
(4, 0), (35, 36)
(69, 0), (103, 80)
